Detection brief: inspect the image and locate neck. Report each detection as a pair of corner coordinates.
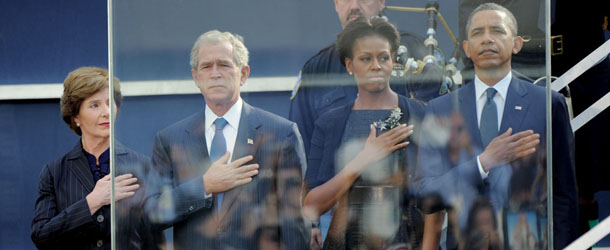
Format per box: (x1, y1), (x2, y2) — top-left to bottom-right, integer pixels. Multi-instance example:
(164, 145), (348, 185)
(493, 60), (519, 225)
(207, 98), (238, 117)
(475, 67), (510, 87)
(81, 135), (109, 162)
(353, 88), (398, 110)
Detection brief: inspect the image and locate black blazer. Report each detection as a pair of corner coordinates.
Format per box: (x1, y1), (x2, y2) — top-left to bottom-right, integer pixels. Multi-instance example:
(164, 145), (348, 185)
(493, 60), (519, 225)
(31, 141), (159, 250)
(304, 94), (426, 191)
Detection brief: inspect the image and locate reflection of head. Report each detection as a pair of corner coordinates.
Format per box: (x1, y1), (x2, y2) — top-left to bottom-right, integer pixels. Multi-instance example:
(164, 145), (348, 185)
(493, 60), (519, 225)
(334, 0), (386, 29)
(466, 198), (497, 231)
(508, 165), (537, 209)
(465, 3), (518, 37)
(190, 30), (249, 70)
(464, 198), (501, 250)
(336, 17), (399, 66)
(60, 67), (121, 136)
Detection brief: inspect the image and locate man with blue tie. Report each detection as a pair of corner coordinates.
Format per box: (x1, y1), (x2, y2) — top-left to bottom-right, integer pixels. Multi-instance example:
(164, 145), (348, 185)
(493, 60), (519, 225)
(417, 3), (578, 249)
(150, 30), (308, 250)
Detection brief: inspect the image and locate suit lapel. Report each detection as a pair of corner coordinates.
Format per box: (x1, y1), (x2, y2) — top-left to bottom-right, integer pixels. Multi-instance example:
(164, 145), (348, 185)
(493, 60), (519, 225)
(460, 82), (483, 149)
(67, 141), (96, 192)
(499, 77), (529, 133)
(183, 111), (211, 179)
(219, 102), (262, 221)
(489, 78), (528, 192)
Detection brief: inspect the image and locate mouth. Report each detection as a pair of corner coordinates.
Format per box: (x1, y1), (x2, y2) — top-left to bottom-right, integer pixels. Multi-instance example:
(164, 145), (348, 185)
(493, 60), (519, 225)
(346, 10), (363, 22)
(208, 85), (226, 89)
(479, 49), (498, 55)
(99, 122), (109, 127)
(368, 76), (387, 82)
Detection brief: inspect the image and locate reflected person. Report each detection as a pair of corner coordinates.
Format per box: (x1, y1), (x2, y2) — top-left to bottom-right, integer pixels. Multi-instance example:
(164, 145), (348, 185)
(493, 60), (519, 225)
(303, 17), (426, 250)
(31, 67), (147, 249)
(148, 30), (308, 250)
(417, 3), (578, 249)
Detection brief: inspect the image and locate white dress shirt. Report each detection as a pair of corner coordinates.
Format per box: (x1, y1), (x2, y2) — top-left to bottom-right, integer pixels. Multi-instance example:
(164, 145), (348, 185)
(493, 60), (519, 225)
(474, 72), (511, 179)
(204, 97), (243, 164)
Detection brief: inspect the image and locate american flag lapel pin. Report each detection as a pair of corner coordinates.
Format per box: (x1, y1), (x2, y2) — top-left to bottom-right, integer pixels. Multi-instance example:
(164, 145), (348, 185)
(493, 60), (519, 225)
(247, 138), (254, 144)
(515, 106), (522, 110)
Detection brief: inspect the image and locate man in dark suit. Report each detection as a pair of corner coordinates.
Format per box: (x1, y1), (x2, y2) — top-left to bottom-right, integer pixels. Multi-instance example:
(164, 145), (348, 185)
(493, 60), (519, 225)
(149, 30), (308, 250)
(417, 3), (578, 249)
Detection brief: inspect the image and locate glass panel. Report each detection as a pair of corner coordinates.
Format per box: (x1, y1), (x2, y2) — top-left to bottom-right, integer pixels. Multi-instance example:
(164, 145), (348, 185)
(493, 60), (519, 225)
(109, 0), (572, 249)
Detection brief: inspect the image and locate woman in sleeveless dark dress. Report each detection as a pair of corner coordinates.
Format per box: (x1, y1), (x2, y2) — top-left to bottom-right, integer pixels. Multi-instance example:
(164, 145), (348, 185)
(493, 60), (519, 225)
(303, 17), (427, 250)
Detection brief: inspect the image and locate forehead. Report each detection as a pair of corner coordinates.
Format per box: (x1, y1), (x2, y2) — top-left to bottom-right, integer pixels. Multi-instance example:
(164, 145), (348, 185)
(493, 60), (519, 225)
(469, 10), (509, 31)
(337, 0), (383, 12)
(85, 88), (109, 101)
(197, 41), (234, 64)
(353, 35), (390, 52)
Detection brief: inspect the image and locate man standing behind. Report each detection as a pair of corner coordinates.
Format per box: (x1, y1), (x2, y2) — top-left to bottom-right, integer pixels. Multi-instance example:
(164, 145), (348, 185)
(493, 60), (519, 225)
(417, 3), (578, 249)
(150, 30), (308, 250)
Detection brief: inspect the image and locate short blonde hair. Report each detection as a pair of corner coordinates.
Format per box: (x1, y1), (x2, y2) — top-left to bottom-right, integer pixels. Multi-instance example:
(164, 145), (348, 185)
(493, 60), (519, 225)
(60, 67), (121, 136)
(189, 30), (249, 69)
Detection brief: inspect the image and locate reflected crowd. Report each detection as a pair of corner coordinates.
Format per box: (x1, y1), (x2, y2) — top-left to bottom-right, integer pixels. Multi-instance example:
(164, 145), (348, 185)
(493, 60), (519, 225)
(32, 1), (581, 250)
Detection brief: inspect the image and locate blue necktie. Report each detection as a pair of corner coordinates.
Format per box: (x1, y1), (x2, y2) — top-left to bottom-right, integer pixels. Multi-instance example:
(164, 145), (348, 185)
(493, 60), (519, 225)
(210, 118), (228, 213)
(480, 88), (498, 148)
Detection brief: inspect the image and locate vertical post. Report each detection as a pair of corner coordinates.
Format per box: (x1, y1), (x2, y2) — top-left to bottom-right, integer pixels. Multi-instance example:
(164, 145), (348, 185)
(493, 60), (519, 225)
(107, 0), (116, 249)
(545, 0), (554, 249)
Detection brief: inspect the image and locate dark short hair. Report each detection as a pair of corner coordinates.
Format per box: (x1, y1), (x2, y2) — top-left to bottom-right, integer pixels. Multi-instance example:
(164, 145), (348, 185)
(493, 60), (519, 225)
(336, 17), (400, 66)
(465, 3), (518, 38)
(60, 67), (122, 136)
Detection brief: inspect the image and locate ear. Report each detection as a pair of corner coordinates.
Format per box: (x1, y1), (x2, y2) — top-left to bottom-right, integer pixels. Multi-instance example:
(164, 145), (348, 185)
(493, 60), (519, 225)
(191, 68), (197, 82)
(73, 116), (81, 127)
(334, 0), (340, 12)
(379, 0), (386, 11)
(463, 40), (472, 59)
(345, 57), (353, 75)
(192, 68), (202, 90)
(512, 36), (524, 54)
(239, 65), (250, 86)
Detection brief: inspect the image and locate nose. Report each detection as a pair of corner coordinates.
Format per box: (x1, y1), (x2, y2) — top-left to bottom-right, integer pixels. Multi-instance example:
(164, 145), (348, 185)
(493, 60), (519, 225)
(482, 30), (494, 44)
(210, 64), (222, 78)
(348, 0), (361, 11)
(102, 103), (110, 117)
(371, 58), (382, 70)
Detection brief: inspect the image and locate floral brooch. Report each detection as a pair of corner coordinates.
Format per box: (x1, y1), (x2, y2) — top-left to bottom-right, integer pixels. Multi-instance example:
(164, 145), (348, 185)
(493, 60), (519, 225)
(372, 107), (403, 131)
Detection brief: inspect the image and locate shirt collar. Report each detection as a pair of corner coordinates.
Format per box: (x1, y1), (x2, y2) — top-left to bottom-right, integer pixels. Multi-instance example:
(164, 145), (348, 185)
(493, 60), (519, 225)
(205, 97), (243, 131)
(82, 145), (110, 181)
(474, 71), (511, 101)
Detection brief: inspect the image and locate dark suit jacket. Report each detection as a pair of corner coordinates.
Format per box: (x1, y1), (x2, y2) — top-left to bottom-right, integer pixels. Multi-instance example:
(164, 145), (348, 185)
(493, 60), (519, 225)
(150, 101), (308, 250)
(305, 94), (425, 191)
(417, 77), (578, 249)
(31, 141), (156, 250)
(304, 94), (426, 248)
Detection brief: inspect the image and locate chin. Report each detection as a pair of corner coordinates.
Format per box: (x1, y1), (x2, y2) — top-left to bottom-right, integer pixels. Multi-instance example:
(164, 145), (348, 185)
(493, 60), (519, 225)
(358, 82), (388, 93)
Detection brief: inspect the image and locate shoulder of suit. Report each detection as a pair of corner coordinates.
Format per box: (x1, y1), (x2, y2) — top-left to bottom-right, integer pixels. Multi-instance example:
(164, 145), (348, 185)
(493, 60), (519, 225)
(44, 141), (82, 172)
(156, 111), (203, 136)
(250, 106), (295, 128)
(116, 143), (150, 162)
(314, 102), (350, 128)
(301, 43), (337, 73)
(399, 95), (426, 119)
(291, 44), (335, 100)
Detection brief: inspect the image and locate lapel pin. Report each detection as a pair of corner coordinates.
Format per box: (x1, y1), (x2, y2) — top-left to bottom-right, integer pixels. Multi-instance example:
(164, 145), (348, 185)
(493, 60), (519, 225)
(247, 138), (254, 145)
(515, 106), (522, 110)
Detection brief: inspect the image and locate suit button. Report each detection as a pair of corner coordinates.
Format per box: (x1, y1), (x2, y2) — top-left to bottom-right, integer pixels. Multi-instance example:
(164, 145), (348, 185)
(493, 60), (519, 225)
(96, 240), (103, 247)
(188, 205), (194, 211)
(96, 215), (104, 223)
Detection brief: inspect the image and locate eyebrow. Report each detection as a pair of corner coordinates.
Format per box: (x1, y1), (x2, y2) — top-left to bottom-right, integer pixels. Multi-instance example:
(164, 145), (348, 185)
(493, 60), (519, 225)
(86, 97), (107, 104)
(470, 25), (506, 34)
(200, 59), (233, 66)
